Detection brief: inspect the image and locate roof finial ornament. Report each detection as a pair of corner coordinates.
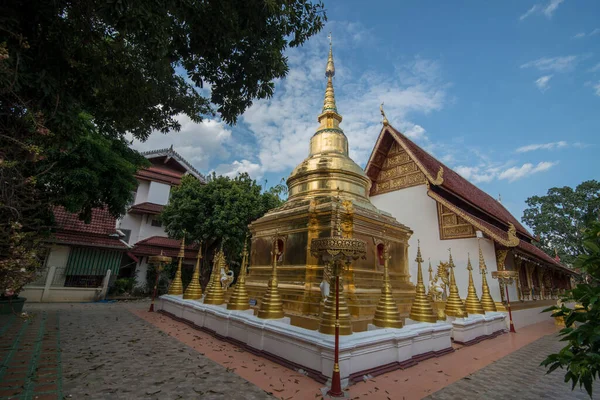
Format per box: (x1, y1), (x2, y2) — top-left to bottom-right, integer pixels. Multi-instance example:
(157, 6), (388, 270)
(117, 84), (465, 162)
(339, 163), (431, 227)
(498, 193), (502, 203)
(380, 102), (389, 126)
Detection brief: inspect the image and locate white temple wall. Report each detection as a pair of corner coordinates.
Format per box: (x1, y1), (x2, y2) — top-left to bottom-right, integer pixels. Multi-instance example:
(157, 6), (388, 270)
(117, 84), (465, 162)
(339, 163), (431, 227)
(371, 185), (504, 303)
(137, 214), (167, 242)
(148, 181), (171, 205)
(117, 213), (142, 245)
(134, 180), (150, 204)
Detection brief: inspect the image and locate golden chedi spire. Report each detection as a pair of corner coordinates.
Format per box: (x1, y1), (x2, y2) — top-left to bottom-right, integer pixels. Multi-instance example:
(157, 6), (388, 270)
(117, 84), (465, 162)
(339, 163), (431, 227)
(227, 238), (251, 310)
(464, 253), (485, 315)
(373, 242), (403, 328)
(257, 237), (285, 319)
(167, 234), (186, 295)
(204, 244), (227, 305)
(444, 249), (467, 318)
(478, 242), (497, 312)
(286, 35), (374, 208)
(409, 240), (437, 323)
(183, 242), (203, 300)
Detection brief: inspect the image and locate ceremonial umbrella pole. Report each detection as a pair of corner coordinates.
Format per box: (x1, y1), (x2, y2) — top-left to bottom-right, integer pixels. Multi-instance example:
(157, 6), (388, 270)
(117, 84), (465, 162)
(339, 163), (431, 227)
(310, 194), (366, 397)
(492, 270), (518, 333)
(148, 251), (172, 312)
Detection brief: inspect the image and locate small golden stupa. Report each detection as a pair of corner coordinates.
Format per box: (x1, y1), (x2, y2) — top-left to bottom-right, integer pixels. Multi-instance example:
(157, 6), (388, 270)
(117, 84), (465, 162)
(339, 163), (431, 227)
(464, 253), (485, 315)
(245, 39), (414, 329)
(167, 235), (185, 295)
(444, 249), (467, 318)
(409, 241), (437, 323)
(203, 246), (227, 305)
(183, 243), (203, 300)
(227, 239), (251, 310)
(478, 242), (497, 312)
(372, 243), (403, 328)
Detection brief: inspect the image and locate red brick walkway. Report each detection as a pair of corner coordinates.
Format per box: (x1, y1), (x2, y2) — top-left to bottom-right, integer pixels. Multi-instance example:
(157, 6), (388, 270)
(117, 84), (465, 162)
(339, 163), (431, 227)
(0, 312), (62, 400)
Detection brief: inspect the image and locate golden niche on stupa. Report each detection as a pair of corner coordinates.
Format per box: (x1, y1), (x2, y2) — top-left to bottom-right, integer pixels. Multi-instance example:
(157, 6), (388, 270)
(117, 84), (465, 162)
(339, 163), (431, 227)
(245, 41), (414, 330)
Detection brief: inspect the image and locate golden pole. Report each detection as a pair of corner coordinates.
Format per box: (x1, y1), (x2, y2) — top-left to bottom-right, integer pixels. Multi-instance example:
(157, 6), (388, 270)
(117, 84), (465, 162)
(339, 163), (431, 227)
(167, 234), (185, 295)
(227, 238), (251, 310)
(183, 242), (203, 300)
(409, 240), (437, 323)
(464, 253), (485, 314)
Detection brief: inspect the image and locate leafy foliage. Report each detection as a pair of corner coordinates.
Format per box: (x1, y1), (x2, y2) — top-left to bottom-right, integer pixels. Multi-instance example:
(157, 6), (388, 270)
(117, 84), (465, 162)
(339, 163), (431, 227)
(161, 173), (284, 282)
(522, 180), (600, 266)
(541, 221), (600, 398)
(0, 1), (324, 289)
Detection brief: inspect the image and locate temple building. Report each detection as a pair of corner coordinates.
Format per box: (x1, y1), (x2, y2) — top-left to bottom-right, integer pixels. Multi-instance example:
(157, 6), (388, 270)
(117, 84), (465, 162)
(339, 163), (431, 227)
(245, 45), (415, 331)
(365, 122), (575, 325)
(245, 43), (574, 329)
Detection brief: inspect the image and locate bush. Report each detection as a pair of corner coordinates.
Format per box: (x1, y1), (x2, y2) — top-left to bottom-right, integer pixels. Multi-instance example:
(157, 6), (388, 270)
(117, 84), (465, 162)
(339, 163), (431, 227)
(541, 221), (600, 398)
(112, 277), (136, 295)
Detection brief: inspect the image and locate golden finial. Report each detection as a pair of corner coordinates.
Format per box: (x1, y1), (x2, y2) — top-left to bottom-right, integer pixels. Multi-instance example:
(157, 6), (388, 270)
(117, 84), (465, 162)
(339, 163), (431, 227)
(478, 241), (487, 273)
(380, 102), (389, 126)
(326, 32), (335, 78)
(498, 193), (502, 203)
(448, 248), (455, 268)
(467, 253), (473, 271)
(428, 258), (433, 282)
(464, 252), (484, 314)
(415, 239), (423, 263)
(444, 248), (467, 317)
(321, 34), (338, 115)
(227, 237), (251, 310)
(178, 233), (186, 259)
(373, 241), (404, 327)
(257, 233), (285, 319)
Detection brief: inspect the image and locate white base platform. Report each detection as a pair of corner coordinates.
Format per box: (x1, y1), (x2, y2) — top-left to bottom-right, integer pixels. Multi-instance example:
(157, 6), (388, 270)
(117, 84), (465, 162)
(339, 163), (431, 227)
(449, 312), (507, 344)
(157, 295), (454, 385)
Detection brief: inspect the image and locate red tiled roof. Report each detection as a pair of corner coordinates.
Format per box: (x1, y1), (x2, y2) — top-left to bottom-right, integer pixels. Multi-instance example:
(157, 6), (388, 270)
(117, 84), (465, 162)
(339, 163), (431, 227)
(128, 202), (164, 215)
(131, 236), (199, 259)
(51, 231), (127, 249)
(50, 207), (128, 249)
(135, 168), (183, 185)
(366, 126), (533, 239)
(517, 240), (575, 274)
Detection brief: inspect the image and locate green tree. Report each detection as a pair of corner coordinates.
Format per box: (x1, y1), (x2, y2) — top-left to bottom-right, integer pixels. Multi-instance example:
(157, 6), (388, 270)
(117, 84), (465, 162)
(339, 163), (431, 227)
(522, 180), (600, 266)
(0, 1), (325, 285)
(161, 173), (284, 283)
(541, 221), (600, 398)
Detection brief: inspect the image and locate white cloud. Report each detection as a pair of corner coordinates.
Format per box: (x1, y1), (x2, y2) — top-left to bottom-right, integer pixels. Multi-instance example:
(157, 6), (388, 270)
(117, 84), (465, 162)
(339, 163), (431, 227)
(498, 161), (558, 182)
(520, 0), (565, 20)
(454, 166), (496, 184)
(520, 56), (578, 73)
(534, 75), (553, 91)
(213, 159), (263, 179)
(129, 115), (233, 171)
(235, 23), (449, 179)
(594, 82), (600, 96)
(589, 63), (600, 73)
(574, 28), (600, 39)
(515, 141), (568, 153)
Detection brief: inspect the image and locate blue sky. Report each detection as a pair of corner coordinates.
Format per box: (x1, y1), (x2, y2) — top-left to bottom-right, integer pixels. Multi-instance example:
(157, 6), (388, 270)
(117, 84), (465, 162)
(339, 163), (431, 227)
(132, 0), (599, 228)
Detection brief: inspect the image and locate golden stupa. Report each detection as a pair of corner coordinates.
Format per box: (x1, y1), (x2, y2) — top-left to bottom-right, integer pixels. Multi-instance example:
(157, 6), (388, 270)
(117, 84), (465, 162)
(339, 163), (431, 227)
(245, 40), (414, 330)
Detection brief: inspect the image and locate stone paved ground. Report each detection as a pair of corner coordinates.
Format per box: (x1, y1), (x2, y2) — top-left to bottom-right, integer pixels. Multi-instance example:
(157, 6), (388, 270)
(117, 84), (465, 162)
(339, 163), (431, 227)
(425, 333), (600, 400)
(16, 302), (271, 400)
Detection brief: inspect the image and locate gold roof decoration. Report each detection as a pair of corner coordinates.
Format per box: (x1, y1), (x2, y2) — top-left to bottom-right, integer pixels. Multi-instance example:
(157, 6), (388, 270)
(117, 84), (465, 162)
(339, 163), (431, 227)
(380, 103), (389, 126)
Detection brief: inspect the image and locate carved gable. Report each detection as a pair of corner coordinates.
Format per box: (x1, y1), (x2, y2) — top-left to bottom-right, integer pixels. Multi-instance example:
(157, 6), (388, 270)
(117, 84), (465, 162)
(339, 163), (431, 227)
(437, 203), (476, 240)
(370, 141), (427, 195)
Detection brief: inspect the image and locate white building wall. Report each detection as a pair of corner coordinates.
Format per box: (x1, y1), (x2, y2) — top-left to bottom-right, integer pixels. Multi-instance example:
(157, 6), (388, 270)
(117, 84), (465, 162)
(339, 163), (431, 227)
(135, 180), (150, 204)
(117, 213), (143, 245)
(46, 245), (70, 268)
(148, 181), (171, 205)
(138, 215), (167, 242)
(371, 185), (505, 304)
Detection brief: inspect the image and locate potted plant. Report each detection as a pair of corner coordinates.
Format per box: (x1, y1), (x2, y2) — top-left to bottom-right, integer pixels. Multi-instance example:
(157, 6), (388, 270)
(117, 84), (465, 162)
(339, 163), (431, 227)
(0, 223), (43, 315)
